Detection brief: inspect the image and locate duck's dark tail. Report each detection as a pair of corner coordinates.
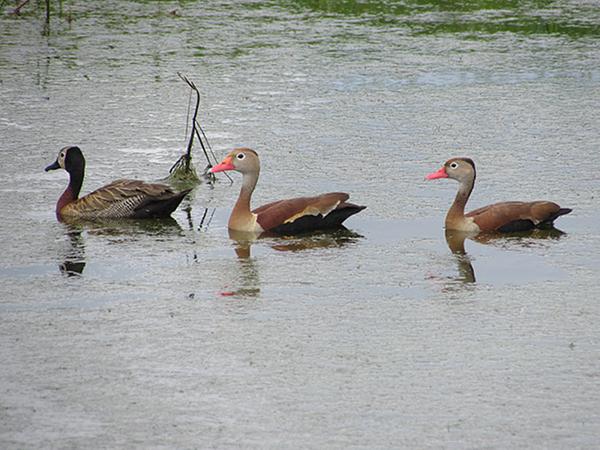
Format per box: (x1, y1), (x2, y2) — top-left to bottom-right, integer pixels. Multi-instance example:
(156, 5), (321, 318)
(542, 208), (573, 225)
(270, 203), (366, 234)
(538, 207), (572, 228)
(134, 189), (192, 219)
(326, 203), (367, 227)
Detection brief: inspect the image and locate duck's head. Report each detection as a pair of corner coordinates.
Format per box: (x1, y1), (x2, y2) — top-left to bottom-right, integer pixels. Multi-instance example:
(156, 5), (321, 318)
(45, 146), (85, 174)
(210, 147), (260, 176)
(426, 157), (476, 184)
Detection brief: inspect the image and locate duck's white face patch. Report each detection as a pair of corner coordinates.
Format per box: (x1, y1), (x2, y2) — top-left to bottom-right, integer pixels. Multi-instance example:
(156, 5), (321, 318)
(57, 147), (69, 169)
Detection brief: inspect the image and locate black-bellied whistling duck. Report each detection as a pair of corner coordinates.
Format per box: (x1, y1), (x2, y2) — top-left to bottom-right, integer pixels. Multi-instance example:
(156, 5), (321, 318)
(210, 148), (365, 233)
(426, 157), (571, 232)
(45, 146), (191, 221)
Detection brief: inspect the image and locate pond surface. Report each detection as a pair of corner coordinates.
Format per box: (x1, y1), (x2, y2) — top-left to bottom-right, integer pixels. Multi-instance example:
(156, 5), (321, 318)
(1, 1), (599, 448)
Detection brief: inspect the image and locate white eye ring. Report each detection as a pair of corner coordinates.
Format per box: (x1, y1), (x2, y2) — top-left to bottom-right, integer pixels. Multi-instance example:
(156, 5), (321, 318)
(236, 153), (245, 160)
(60, 152), (65, 158)
(449, 162), (458, 169)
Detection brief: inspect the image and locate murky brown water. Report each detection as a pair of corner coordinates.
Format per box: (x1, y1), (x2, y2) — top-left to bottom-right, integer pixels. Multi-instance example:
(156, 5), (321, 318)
(1, 1), (599, 448)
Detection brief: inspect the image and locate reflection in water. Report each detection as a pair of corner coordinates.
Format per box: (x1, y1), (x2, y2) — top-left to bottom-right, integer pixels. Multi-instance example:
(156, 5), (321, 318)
(224, 228), (363, 298)
(228, 230), (260, 260)
(57, 218), (183, 276)
(195, 207), (215, 232)
(221, 229), (261, 298)
(62, 216), (182, 236)
(229, 227), (363, 256)
(444, 227), (567, 286)
(444, 230), (477, 284)
(59, 226), (86, 276)
(269, 228), (363, 253)
(183, 207), (216, 263)
(469, 227), (566, 249)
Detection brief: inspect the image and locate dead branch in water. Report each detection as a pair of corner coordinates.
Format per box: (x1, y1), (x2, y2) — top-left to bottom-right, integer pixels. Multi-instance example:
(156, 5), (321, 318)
(10, 0), (31, 15)
(169, 73), (231, 184)
(179, 73), (201, 171)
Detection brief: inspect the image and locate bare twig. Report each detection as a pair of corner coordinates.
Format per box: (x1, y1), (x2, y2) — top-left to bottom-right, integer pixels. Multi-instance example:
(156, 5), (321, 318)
(193, 120), (213, 169)
(170, 73), (233, 185)
(11, 0), (30, 15)
(169, 73), (206, 182)
(178, 73), (200, 171)
(196, 119), (221, 166)
(184, 87), (192, 142)
(193, 123), (232, 184)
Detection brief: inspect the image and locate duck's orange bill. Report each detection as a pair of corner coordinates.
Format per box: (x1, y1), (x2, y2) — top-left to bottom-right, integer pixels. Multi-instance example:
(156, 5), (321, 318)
(210, 156), (234, 173)
(426, 167), (448, 180)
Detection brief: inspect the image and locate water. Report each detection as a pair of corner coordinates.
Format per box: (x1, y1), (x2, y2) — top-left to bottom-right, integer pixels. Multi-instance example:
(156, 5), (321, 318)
(1, 1), (599, 447)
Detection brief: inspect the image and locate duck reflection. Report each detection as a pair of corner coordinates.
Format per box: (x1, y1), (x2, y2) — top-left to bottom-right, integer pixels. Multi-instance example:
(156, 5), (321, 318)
(57, 217), (183, 276)
(465, 227), (566, 248)
(219, 229), (261, 297)
(228, 229), (260, 260)
(444, 227), (567, 285)
(59, 225), (86, 276)
(444, 230), (478, 284)
(223, 227), (363, 297)
(62, 216), (182, 237)
(229, 227), (362, 257)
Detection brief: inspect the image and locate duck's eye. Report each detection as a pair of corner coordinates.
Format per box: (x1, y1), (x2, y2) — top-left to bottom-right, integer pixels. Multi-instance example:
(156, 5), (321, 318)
(449, 162), (458, 169)
(60, 152), (65, 158)
(236, 153), (245, 160)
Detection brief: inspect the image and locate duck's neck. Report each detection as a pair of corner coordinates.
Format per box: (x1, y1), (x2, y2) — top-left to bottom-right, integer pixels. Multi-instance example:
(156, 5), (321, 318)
(446, 177), (474, 225)
(56, 169), (83, 219)
(229, 170), (259, 230)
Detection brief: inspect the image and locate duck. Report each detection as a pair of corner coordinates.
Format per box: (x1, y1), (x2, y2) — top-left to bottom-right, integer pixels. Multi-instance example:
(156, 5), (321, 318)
(426, 157), (571, 232)
(45, 146), (191, 221)
(209, 148), (365, 233)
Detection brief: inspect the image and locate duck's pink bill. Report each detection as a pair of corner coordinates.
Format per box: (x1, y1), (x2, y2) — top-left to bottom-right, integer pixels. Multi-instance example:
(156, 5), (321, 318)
(210, 157), (234, 173)
(426, 167), (448, 180)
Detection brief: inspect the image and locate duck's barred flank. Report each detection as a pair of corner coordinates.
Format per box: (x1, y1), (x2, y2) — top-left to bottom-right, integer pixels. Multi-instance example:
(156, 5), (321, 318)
(46, 146), (190, 221)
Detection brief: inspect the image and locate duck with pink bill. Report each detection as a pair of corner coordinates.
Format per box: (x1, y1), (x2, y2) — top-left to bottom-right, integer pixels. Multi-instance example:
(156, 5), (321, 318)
(426, 157), (571, 233)
(210, 148), (365, 234)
